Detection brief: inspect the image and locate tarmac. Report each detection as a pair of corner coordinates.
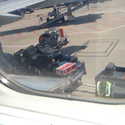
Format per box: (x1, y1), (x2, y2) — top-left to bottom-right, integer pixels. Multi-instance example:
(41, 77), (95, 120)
(0, 0), (125, 102)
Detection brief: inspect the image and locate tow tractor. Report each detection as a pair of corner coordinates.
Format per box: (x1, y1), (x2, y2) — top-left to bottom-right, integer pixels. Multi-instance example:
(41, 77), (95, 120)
(14, 29), (86, 79)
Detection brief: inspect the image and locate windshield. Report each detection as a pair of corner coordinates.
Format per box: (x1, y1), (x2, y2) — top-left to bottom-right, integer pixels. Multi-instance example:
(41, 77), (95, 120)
(0, 0), (125, 104)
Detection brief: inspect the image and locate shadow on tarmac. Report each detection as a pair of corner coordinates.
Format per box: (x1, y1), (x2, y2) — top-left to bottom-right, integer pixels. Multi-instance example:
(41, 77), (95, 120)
(55, 13), (103, 26)
(62, 44), (87, 55)
(0, 13), (103, 36)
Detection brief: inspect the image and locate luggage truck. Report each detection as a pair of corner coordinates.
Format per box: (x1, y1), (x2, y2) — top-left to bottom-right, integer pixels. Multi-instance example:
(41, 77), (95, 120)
(40, 3), (85, 28)
(13, 29), (86, 93)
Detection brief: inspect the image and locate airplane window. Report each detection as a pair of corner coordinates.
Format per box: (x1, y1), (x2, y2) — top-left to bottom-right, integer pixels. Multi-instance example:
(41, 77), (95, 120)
(1, 0), (125, 104)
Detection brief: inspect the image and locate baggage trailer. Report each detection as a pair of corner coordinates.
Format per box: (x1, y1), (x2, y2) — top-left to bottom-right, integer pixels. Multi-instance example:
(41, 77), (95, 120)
(96, 63), (125, 98)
